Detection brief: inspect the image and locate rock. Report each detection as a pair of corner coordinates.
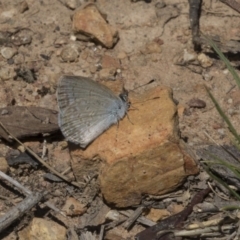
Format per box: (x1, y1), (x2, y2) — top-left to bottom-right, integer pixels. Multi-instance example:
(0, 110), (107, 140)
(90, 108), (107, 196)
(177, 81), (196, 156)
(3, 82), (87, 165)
(54, 37), (68, 48)
(146, 208), (170, 222)
(18, 218), (66, 240)
(174, 49), (197, 66)
(70, 84), (198, 207)
(0, 157), (8, 173)
(65, 0), (80, 9)
(60, 44), (79, 62)
(62, 197), (87, 216)
(197, 53), (213, 68)
(1, 47), (17, 59)
(12, 30), (32, 46)
(187, 98), (206, 108)
(0, 67), (16, 81)
(72, 3), (119, 48)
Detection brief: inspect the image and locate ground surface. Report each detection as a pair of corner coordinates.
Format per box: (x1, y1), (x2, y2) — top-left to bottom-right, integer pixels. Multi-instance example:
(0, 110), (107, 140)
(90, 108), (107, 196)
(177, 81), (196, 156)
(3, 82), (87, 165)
(0, 0), (240, 239)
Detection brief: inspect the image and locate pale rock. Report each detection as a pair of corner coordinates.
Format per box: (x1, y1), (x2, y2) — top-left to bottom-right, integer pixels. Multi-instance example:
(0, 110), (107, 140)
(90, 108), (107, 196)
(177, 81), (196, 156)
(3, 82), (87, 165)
(1, 47), (17, 59)
(0, 67), (16, 81)
(18, 218), (66, 240)
(146, 208), (170, 222)
(197, 53), (213, 68)
(60, 44), (79, 62)
(70, 83), (198, 207)
(62, 197), (87, 216)
(0, 157), (8, 173)
(72, 4), (118, 48)
(65, 0), (80, 9)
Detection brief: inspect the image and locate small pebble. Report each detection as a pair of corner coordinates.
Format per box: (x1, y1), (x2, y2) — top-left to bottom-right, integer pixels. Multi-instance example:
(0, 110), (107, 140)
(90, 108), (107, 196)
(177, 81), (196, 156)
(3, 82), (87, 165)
(187, 98), (206, 108)
(1, 47), (17, 59)
(197, 53), (213, 68)
(54, 37), (68, 48)
(64, 0), (80, 9)
(1, 109), (9, 115)
(183, 49), (196, 63)
(60, 44), (79, 62)
(12, 30), (32, 46)
(0, 68), (16, 81)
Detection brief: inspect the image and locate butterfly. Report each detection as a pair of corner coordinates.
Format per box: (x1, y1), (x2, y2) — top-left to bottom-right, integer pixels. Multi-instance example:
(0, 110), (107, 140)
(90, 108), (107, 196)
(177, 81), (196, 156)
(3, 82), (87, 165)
(57, 75), (129, 148)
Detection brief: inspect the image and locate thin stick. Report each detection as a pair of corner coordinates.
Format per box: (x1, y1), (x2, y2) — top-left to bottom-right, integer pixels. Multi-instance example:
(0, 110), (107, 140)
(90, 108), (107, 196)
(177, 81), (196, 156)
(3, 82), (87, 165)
(121, 208), (155, 227)
(0, 170), (32, 195)
(99, 225), (105, 240)
(0, 192), (44, 232)
(0, 121), (81, 188)
(0, 170), (66, 217)
(123, 206), (144, 229)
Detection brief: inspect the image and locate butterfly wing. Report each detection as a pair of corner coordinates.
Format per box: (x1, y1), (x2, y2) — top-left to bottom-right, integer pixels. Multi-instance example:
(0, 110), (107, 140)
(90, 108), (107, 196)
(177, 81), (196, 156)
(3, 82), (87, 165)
(57, 75), (118, 111)
(59, 99), (120, 147)
(57, 76), (128, 147)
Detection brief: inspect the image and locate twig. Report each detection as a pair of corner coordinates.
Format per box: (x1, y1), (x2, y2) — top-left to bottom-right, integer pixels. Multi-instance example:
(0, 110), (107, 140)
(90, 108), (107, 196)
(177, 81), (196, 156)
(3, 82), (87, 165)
(123, 206), (144, 229)
(0, 170), (66, 218)
(0, 170), (31, 195)
(0, 121), (81, 188)
(187, 217), (227, 229)
(219, 0), (240, 14)
(135, 188), (211, 240)
(43, 201), (66, 217)
(0, 191), (44, 232)
(120, 210), (155, 227)
(207, 181), (229, 201)
(174, 224), (235, 237)
(99, 225), (105, 240)
(188, 0), (202, 50)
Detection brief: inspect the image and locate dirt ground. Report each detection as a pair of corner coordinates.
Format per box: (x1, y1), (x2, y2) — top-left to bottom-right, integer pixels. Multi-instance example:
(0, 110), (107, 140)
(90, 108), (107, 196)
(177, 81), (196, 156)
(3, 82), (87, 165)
(1, 0), (240, 239)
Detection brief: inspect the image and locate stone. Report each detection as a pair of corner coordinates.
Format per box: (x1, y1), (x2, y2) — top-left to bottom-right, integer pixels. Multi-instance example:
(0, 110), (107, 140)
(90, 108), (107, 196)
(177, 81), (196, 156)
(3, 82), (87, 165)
(72, 4), (118, 48)
(187, 98), (206, 108)
(0, 67), (16, 81)
(62, 197), (87, 216)
(60, 44), (79, 62)
(65, 0), (80, 9)
(18, 218), (66, 240)
(197, 53), (213, 68)
(0, 157), (8, 173)
(69, 84), (198, 207)
(146, 208), (170, 222)
(1, 47), (17, 59)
